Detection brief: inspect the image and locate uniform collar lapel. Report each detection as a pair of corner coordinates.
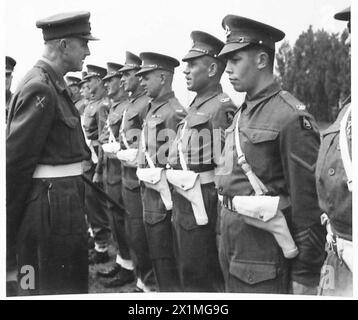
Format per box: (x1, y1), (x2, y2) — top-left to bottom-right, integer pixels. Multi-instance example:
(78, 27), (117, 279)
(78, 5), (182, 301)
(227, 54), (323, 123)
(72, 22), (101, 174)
(190, 84), (222, 111)
(245, 80), (281, 113)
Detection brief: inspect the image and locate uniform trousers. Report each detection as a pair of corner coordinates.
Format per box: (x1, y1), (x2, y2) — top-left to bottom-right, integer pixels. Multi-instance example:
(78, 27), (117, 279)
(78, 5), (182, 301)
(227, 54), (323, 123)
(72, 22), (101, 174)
(219, 206), (290, 293)
(141, 185), (181, 292)
(172, 182), (224, 292)
(104, 180), (131, 261)
(83, 162), (111, 249)
(121, 169), (154, 287)
(17, 176), (88, 295)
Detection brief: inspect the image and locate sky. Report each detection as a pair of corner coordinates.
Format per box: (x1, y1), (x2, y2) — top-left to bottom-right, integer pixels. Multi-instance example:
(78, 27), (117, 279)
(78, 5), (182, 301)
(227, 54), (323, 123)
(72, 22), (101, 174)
(2, 0), (351, 106)
(1, 0), (357, 299)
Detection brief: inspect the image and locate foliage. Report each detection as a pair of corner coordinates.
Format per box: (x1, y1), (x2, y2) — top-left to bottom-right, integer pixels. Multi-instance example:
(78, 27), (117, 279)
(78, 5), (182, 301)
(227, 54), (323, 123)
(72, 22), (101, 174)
(276, 26), (350, 122)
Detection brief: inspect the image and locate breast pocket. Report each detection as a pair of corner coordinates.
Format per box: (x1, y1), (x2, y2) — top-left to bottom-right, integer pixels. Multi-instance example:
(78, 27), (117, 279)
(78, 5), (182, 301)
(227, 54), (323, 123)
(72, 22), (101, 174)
(55, 114), (80, 154)
(186, 114), (211, 164)
(240, 127), (280, 173)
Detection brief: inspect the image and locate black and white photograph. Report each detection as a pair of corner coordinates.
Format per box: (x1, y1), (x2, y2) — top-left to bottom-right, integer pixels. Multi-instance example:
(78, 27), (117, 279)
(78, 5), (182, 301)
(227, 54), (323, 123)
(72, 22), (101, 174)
(2, 0), (354, 302)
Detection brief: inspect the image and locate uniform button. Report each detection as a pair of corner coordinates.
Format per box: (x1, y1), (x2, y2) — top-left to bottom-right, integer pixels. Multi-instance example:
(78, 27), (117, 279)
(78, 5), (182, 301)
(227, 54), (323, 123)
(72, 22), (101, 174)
(328, 168), (335, 176)
(248, 273), (254, 283)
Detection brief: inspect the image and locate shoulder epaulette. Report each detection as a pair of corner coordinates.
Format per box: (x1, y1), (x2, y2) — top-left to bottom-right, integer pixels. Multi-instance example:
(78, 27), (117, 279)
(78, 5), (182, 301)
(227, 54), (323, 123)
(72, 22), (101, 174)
(279, 91), (307, 112)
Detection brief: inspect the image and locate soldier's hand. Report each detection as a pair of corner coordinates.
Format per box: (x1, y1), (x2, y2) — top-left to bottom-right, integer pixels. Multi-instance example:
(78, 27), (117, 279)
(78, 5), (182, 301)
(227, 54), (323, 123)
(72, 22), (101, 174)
(93, 172), (103, 188)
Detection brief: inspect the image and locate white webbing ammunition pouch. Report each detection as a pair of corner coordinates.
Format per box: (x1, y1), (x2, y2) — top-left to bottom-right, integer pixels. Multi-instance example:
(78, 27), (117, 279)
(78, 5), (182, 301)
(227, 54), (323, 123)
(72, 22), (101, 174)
(232, 110), (298, 259)
(136, 120), (173, 210)
(137, 167), (173, 211)
(166, 169), (208, 226)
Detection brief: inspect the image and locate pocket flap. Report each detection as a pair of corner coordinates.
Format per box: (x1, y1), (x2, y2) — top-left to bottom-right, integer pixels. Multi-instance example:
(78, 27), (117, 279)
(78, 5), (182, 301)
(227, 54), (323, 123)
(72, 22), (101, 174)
(127, 111), (140, 121)
(229, 260), (277, 285)
(137, 168), (163, 184)
(241, 128), (279, 144)
(59, 115), (79, 128)
(187, 113), (210, 128)
(166, 169), (198, 190)
(108, 113), (122, 125)
(147, 117), (165, 128)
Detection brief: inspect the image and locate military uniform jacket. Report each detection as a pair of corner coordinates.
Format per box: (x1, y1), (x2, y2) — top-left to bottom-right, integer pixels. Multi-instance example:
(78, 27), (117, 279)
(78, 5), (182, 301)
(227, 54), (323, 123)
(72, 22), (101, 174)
(316, 98), (352, 241)
(138, 91), (187, 168)
(121, 88), (150, 189)
(167, 84), (237, 172)
(6, 60), (91, 252)
(98, 97), (130, 185)
(216, 81), (326, 286)
(6, 90), (12, 122)
(82, 94), (109, 142)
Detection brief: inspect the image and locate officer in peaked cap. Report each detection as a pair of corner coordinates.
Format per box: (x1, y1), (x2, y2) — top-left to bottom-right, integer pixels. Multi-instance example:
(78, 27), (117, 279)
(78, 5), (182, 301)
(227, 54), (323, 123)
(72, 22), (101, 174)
(7, 11), (97, 295)
(136, 52), (186, 291)
(316, 6), (352, 297)
(117, 51), (155, 292)
(66, 75), (82, 100)
(77, 71), (90, 116)
(167, 31), (236, 292)
(216, 15), (326, 295)
(5, 56), (16, 122)
(96, 62), (136, 287)
(82, 64), (113, 265)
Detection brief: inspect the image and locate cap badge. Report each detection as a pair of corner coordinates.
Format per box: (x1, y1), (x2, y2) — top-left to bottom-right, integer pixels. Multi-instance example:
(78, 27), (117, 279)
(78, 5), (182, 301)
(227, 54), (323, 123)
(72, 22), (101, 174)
(225, 25), (231, 37)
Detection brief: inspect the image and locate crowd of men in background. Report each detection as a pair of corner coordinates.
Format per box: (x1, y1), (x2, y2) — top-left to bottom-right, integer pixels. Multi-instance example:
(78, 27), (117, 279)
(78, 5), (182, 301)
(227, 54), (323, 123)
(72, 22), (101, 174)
(5, 6), (351, 297)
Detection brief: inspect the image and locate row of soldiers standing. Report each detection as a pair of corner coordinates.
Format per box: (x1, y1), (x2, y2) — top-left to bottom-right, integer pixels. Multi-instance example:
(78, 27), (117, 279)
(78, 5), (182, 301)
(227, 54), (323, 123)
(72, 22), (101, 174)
(6, 7), (351, 296)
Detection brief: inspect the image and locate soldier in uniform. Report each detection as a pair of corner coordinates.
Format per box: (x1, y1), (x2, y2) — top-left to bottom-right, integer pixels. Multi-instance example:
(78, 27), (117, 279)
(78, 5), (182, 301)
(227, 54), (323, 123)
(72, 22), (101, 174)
(82, 65), (112, 264)
(116, 52), (154, 292)
(6, 11), (97, 295)
(167, 31), (236, 292)
(5, 56), (16, 122)
(216, 15), (326, 294)
(136, 52), (186, 291)
(96, 62), (136, 287)
(78, 71), (91, 116)
(65, 75), (85, 114)
(316, 7), (352, 297)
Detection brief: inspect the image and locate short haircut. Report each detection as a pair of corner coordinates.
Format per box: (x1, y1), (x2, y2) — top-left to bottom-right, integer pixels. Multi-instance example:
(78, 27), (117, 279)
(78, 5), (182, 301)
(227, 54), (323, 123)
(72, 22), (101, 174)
(246, 44), (275, 71)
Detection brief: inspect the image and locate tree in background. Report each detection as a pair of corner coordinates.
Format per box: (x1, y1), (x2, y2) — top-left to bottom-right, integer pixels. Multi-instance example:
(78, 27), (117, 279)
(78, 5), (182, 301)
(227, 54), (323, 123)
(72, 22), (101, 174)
(276, 26), (350, 123)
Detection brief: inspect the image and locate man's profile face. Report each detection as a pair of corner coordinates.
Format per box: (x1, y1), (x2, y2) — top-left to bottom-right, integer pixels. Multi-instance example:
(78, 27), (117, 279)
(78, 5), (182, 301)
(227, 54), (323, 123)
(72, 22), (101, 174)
(87, 76), (101, 95)
(139, 71), (162, 98)
(122, 70), (140, 93)
(65, 37), (91, 72)
(105, 76), (122, 98)
(183, 57), (211, 92)
(80, 82), (91, 100)
(225, 49), (258, 93)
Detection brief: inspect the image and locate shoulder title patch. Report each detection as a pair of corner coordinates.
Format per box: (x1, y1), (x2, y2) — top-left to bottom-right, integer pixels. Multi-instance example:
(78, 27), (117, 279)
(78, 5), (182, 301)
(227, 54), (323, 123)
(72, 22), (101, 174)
(301, 116), (312, 130)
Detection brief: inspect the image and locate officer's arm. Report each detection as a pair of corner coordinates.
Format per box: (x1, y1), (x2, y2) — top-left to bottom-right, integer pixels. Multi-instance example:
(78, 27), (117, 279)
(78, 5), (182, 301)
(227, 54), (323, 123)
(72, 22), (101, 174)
(6, 83), (55, 262)
(280, 115), (326, 287)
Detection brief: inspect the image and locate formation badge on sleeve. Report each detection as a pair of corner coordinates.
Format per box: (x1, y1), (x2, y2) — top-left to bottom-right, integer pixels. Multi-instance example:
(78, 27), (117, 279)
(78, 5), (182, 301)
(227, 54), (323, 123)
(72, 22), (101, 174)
(300, 116), (312, 130)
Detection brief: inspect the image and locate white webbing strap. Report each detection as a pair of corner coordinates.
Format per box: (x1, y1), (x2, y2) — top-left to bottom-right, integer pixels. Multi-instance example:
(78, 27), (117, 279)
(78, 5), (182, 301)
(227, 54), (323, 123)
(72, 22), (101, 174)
(119, 109), (130, 150)
(234, 110), (268, 196)
(106, 118), (116, 144)
(177, 120), (188, 171)
(339, 104), (352, 192)
(140, 120), (156, 169)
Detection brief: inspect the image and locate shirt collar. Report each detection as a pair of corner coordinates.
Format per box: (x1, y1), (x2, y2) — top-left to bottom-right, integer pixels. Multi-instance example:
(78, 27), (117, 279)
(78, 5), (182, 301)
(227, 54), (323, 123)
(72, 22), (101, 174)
(149, 91), (175, 113)
(129, 87), (146, 102)
(244, 80), (281, 113)
(111, 95), (128, 108)
(36, 59), (68, 94)
(190, 84), (222, 110)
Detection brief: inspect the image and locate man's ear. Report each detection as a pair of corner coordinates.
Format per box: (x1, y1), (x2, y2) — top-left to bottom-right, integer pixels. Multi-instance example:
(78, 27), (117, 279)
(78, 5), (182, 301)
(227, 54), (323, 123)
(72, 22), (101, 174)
(208, 62), (218, 78)
(160, 72), (166, 85)
(257, 51), (269, 70)
(59, 39), (67, 49)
